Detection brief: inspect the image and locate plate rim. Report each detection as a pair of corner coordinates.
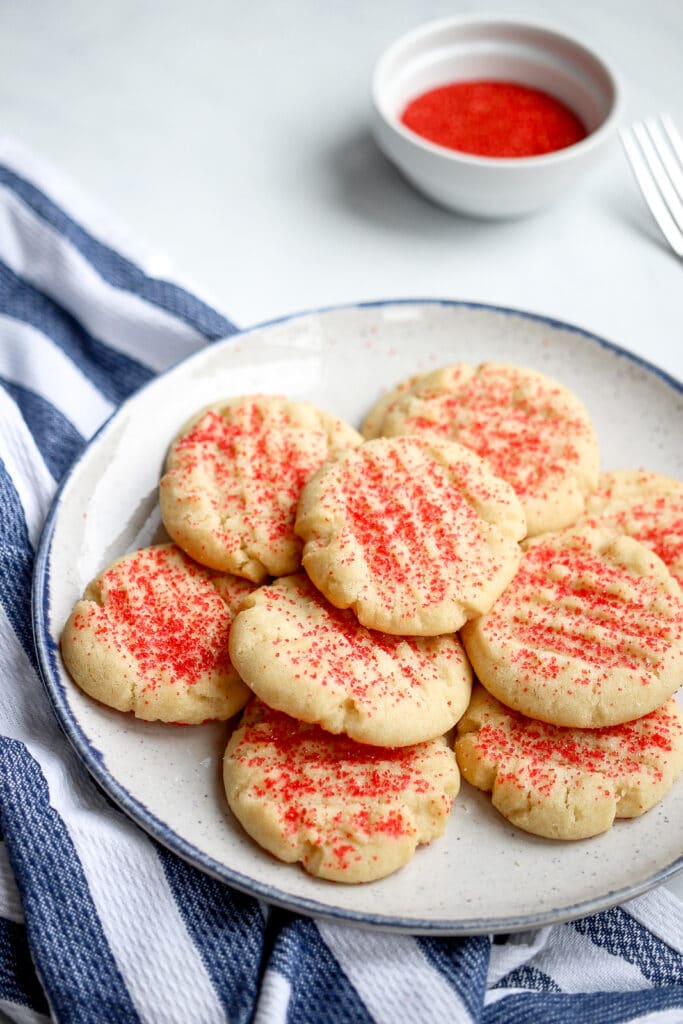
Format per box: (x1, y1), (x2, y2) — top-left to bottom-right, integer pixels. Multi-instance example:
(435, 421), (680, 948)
(32, 296), (683, 935)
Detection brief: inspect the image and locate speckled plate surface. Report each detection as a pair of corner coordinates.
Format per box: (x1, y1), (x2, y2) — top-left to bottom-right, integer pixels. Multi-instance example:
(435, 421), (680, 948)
(33, 300), (683, 935)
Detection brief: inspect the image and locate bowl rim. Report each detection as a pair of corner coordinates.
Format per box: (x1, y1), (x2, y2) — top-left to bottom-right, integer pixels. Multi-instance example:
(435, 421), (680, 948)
(372, 13), (624, 169)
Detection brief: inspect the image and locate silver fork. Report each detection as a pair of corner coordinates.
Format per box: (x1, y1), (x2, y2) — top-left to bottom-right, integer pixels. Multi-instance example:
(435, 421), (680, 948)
(621, 114), (683, 258)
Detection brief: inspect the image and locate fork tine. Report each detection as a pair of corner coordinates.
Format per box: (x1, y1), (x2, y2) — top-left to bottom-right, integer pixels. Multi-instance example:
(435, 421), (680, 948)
(661, 113), (683, 171)
(632, 122), (683, 236)
(643, 117), (683, 232)
(621, 125), (683, 258)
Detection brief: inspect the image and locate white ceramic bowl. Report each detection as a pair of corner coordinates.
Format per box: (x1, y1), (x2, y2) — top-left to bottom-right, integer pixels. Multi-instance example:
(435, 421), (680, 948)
(371, 16), (622, 218)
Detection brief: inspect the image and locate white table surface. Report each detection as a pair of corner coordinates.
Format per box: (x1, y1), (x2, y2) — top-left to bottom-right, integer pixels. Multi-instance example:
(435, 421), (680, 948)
(0, 0), (682, 912)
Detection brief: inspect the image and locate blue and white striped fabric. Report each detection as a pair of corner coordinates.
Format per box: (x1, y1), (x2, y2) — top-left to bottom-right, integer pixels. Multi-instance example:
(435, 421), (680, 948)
(0, 136), (682, 1024)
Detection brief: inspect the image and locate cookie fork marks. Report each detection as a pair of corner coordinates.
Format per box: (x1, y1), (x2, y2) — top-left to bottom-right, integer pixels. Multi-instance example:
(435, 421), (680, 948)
(224, 701), (460, 883)
(462, 527), (683, 728)
(456, 686), (683, 840)
(229, 573), (472, 747)
(160, 396), (363, 582)
(296, 436), (526, 636)
(61, 545), (254, 723)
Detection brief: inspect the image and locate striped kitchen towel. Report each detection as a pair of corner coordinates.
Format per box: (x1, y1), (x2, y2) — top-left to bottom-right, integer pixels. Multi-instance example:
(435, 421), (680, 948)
(0, 136), (682, 1024)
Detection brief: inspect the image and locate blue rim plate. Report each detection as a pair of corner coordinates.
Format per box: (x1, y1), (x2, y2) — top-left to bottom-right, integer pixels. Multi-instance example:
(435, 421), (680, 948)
(32, 299), (683, 934)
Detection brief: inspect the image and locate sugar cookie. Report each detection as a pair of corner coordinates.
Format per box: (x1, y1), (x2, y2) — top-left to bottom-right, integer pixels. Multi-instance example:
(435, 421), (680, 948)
(61, 544), (255, 723)
(456, 685), (683, 840)
(367, 362), (599, 536)
(295, 436), (526, 636)
(159, 396), (362, 583)
(223, 700), (460, 882)
(582, 469), (683, 587)
(229, 573), (472, 747)
(461, 526), (683, 728)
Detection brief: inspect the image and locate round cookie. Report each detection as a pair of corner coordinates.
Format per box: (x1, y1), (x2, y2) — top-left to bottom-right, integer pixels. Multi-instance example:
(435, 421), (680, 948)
(295, 436), (526, 636)
(159, 395), (362, 583)
(61, 544), (255, 723)
(369, 362), (599, 536)
(456, 685), (683, 840)
(223, 700), (460, 883)
(461, 525), (683, 729)
(229, 573), (473, 747)
(582, 469), (683, 587)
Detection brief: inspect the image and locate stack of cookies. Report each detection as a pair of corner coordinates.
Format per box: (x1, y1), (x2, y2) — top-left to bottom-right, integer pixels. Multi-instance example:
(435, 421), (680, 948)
(61, 364), (683, 884)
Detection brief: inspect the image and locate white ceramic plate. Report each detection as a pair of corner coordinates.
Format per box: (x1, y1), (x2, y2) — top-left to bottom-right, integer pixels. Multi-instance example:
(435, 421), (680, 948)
(33, 300), (683, 935)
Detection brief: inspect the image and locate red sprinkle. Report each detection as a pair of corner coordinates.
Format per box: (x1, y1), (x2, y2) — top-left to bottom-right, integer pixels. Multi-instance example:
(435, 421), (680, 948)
(479, 533), (683, 693)
(317, 437), (519, 622)
(71, 546), (251, 692)
(162, 399), (354, 557)
(390, 365), (591, 504)
(469, 696), (682, 799)
(401, 80), (587, 158)
(231, 702), (456, 870)
(586, 474), (683, 587)
(249, 574), (465, 714)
